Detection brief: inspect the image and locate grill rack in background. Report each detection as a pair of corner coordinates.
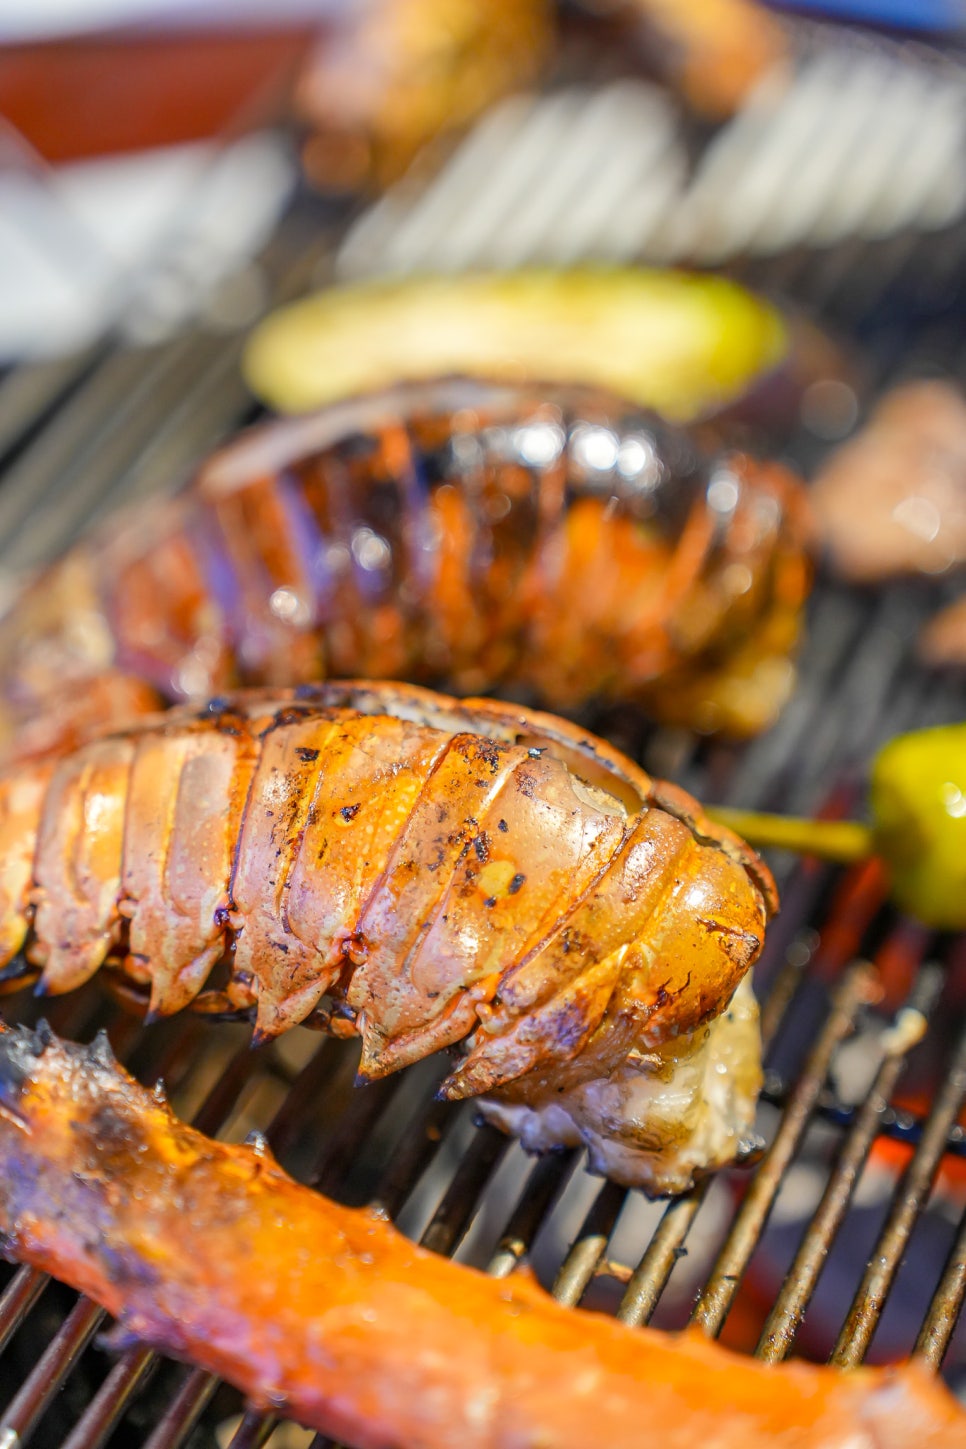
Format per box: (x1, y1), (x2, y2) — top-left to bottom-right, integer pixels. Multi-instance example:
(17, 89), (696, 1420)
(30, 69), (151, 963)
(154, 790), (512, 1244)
(2, 24), (966, 1449)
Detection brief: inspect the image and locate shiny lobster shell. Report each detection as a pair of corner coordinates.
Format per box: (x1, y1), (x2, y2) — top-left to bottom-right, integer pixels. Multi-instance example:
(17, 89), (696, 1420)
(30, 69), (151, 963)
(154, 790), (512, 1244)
(0, 379), (810, 747)
(0, 681), (775, 1189)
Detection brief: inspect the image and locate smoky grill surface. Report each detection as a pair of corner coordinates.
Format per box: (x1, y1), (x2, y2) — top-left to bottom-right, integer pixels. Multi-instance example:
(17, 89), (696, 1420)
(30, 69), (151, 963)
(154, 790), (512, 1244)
(3, 41), (966, 1449)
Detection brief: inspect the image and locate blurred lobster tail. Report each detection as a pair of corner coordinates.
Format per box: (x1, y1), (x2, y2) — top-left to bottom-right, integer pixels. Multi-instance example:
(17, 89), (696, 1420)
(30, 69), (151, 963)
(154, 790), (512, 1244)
(0, 380), (811, 742)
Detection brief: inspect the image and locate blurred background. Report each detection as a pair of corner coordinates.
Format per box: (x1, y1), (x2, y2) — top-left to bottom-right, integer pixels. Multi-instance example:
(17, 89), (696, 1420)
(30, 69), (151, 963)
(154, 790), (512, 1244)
(2, 0), (966, 366)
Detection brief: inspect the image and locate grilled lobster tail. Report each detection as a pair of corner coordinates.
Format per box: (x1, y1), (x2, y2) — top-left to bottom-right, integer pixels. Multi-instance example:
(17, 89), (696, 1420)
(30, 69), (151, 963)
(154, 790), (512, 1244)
(0, 380), (810, 742)
(0, 681), (774, 1190)
(1, 1019), (962, 1449)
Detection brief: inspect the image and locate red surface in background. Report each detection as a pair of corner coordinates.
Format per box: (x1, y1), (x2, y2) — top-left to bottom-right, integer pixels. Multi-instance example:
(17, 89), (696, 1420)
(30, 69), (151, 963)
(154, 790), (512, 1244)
(0, 27), (319, 163)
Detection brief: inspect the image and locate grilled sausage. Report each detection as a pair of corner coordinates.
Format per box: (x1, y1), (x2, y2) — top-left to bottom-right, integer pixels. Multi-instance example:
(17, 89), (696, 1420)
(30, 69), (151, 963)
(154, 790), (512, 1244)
(0, 1020), (961, 1449)
(0, 380), (810, 743)
(0, 680), (774, 1190)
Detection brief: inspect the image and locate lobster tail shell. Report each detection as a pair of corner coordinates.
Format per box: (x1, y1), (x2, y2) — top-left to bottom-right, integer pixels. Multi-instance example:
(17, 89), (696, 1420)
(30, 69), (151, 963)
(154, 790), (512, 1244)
(0, 381), (810, 745)
(0, 682), (773, 1189)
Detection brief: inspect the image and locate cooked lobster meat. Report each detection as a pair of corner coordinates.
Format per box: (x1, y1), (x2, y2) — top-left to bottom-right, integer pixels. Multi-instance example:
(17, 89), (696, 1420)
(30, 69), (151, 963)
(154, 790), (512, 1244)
(0, 681), (774, 1192)
(0, 380), (810, 742)
(0, 1020), (961, 1449)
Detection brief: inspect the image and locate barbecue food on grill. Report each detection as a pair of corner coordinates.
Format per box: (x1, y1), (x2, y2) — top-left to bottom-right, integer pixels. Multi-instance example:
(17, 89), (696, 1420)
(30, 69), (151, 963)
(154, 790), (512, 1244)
(811, 381), (966, 583)
(711, 723), (966, 931)
(296, 0), (553, 192)
(920, 593), (966, 668)
(295, 0), (787, 192)
(614, 0), (788, 119)
(0, 1021), (962, 1449)
(865, 723), (966, 931)
(0, 681), (774, 1192)
(809, 379), (966, 672)
(0, 379), (810, 743)
(242, 270), (790, 420)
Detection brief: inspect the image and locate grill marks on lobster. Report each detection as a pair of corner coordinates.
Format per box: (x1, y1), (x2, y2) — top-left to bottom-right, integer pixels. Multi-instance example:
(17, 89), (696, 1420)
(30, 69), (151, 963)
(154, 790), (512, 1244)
(0, 681), (774, 1190)
(0, 380), (810, 742)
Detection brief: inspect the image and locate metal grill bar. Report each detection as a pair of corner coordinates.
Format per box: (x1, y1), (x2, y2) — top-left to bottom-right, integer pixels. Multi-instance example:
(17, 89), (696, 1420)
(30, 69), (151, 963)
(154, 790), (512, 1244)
(691, 962), (879, 1337)
(0, 347), (106, 470)
(367, 1095), (454, 1222)
(916, 1205), (966, 1369)
(762, 1065), (966, 1160)
(757, 961), (946, 1361)
(615, 933), (817, 1328)
(615, 1190), (702, 1328)
(0, 1298), (106, 1447)
(488, 1150), (578, 1279)
(553, 1181), (628, 1308)
(60, 1349), (158, 1449)
(0, 338), (228, 570)
(0, 345), (186, 566)
(310, 1073), (401, 1199)
(142, 1368), (217, 1449)
(419, 1124), (510, 1257)
(370, 1097), (454, 1220)
(226, 1411), (277, 1449)
(832, 1021), (966, 1366)
(0, 216), (339, 578)
(0, 1271), (47, 1360)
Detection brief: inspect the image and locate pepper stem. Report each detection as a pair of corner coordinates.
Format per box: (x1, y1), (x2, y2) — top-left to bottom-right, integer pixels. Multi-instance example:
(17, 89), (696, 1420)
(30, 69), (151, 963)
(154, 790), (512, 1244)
(705, 807), (875, 864)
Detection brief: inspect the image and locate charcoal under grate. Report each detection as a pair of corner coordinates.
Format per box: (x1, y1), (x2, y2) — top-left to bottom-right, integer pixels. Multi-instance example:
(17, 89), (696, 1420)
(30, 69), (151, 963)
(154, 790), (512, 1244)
(3, 50), (966, 1449)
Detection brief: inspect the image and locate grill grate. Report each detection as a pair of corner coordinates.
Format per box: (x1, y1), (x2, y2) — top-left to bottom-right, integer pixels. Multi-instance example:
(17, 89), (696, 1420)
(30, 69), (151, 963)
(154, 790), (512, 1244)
(3, 40), (966, 1449)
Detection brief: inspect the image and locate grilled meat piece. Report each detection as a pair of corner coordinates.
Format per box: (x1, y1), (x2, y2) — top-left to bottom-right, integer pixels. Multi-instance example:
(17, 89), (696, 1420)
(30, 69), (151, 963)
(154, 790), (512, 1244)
(613, 0), (789, 119)
(297, 0), (553, 191)
(811, 380), (966, 674)
(0, 1020), (961, 1449)
(295, 0), (787, 192)
(0, 681), (774, 1192)
(482, 971), (761, 1191)
(920, 592), (966, 668)
(812, 381), (966, 584)
(0, 380), (810, 741)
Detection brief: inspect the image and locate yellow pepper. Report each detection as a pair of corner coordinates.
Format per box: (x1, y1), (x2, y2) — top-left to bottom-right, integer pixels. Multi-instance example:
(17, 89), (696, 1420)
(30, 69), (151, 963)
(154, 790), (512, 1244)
(710, 723), (966, 930)
(243, 268), (789, 421)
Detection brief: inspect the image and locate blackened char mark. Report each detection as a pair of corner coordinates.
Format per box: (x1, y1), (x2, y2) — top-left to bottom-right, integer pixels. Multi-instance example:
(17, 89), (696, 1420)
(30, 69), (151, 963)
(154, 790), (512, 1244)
(0, 1020), (53, 1101)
